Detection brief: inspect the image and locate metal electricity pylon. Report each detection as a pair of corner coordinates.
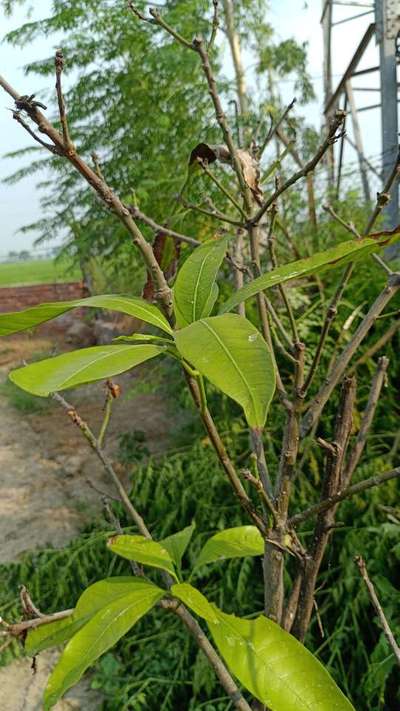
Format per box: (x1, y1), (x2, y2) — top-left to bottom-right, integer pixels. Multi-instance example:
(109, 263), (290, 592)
(321, 0), (399, 227)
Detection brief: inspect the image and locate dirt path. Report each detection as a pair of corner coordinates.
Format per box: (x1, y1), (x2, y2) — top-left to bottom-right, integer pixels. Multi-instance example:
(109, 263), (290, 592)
(0, 335), (173, 710)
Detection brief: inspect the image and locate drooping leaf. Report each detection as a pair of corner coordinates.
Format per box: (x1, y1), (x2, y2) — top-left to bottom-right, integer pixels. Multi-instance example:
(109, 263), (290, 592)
(113, 333), (173, 345)
(26, 577), (149, 655)
(193, 526), (264, 570)
(43, 580), (164, 710)
(209, 609), (355, 711)
(171, 582), (219, 623)
(173, 238), (228, 327)
(160, 522), (196, 571)
(219, 231), (400, 314)
(174, 314), (275, 427)
(26, 615), (79, 656)
(107, 534), (177, 579)
(0, 294), (172, 336)
(9, 344), (164, 397)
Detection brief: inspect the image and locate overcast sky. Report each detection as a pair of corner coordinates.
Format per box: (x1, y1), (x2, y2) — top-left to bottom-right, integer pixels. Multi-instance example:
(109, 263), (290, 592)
(0, 0), (383, 256)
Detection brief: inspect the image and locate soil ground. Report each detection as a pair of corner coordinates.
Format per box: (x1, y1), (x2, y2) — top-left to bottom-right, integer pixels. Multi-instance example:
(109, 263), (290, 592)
(0, 332), (173, 710)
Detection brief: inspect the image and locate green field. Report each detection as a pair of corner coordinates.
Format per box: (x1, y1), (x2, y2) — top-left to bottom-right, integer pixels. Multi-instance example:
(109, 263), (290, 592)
(0, 258), (81, 287)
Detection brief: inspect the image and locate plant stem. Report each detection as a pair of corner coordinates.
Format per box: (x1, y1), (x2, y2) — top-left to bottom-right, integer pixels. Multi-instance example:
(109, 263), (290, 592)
(252, 111), (345, 224)
(0, 73), (174, 320)
(301, 274), (400, 436)
(292, 377), (356, 640)
(355, 556), (400, 668)
(343, 356), (389, 485)
(53, 393), (252, 711)
(289, 466), (400, 527)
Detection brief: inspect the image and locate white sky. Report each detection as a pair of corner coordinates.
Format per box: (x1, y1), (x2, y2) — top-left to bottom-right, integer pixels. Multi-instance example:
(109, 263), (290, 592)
(0, 0), (387, 254)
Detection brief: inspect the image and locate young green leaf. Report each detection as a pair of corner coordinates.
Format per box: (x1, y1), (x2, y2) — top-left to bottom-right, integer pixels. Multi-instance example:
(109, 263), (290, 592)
(193, 526), (264, 570)
(160, 522), (196, 571)
(0, 294), (172, 336)
(26, 577), (149, 655)
(171, 582), (219, 623)
(107, 534), (177, 579)
(43, 580), (164, 710)
(9, 344), (164, 397)
(209, 609), (355, 711)
(173, 238), (228, 327)
(26, 615), (80, 656)
(113, 333), (173, 345)
(175, 314), (276, 427)
(219, 232), (400, 314)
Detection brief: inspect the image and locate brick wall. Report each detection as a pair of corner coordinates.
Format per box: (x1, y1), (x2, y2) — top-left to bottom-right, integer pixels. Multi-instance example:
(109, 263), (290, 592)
(0, 281), (85, 313)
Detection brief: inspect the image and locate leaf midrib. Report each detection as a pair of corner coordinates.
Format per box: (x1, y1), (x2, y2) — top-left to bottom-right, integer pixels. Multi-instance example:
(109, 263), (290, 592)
(201, 320), (261, 425)
(215, 615), (317, 711)
(54, 345), (156, 391)
(192, 249), (218, 322)
(82, 296), (171, 333)
(55, 591), (160, 700)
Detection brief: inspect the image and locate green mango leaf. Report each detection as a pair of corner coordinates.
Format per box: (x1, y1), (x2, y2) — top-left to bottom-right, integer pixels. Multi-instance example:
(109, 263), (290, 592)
(160, 522), (196, 571)
(0, 294), (172, 336)
(43, 580), (164, 710)
(174, 314), (275, 427)
(113, 333), (173, 345)
(219, 232), (400, 314)
(194, 526), (264, 570)
(173, 238), (228, 327)
(26, 615), (79, 656)
(209, 609), (355, 711)
(171, 582), (219, 623)
(107, 534), (177, 579)
(9, 344), (164, 397)
(26, 577), (149, 655)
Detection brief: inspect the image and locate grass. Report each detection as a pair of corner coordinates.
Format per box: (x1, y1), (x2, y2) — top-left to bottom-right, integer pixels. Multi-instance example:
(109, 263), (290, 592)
(0, 380), (50, 414)
(0, 257), (81, 287)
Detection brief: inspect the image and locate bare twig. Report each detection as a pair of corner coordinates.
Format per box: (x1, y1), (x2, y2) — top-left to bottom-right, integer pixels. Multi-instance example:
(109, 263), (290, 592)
(322, 203), (360, 239)
(198, 159), (247, 218)
(307, 148), (400, 403)
(348, 320), (400, 372)
(231, 231), (245, 316)
(2, 609), (74, 637)
(364, 148), (400, 235)
(129, 205), (200, 246)
(20, 586), (44, 619)
(249, 428), (273, 498)
(289, 466), (400, 527)
(267, 205), (299, 344)
(355, 556), (400, 667)
(292, 377), (356, 640)
(208, 0), (219, 50)
(12, 111), (61, 154)
(179, 197), (244, 227)
(301, 273), (400, 436)
(54, 49), (72, 149)
(0, 72), (174, 319)
(98, 380), (119, 448)
(186, 375), (267, 533)
(323, 203), (393, 274)
(242, 469), (279, 525)
(91, 151), (105, 181)
(343, 357), (389, 485)
(252, 110), (346, 224)
(263, 343), (305, 623)
(191, 36), (251, 208)
(258, 98), (297, 158)
(53, 392), (152, 538)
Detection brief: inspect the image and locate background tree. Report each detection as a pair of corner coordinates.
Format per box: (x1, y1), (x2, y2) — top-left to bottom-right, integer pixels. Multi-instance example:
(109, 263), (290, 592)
(0, 2), (399, 710)
(2, 0), (313, 291)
